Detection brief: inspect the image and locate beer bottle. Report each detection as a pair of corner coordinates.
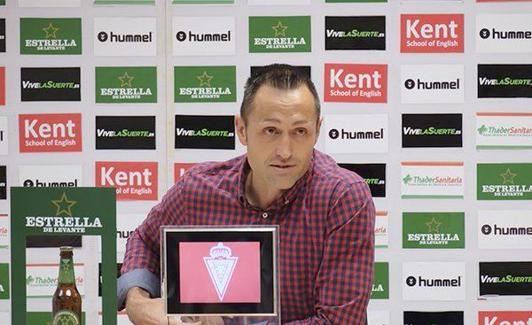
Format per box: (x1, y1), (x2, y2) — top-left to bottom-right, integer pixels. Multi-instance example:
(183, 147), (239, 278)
(52, 246), (82, 325)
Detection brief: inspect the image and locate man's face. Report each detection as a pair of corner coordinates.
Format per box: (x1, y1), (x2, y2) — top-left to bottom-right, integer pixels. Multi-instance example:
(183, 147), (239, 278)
(236, 84), (321, 192)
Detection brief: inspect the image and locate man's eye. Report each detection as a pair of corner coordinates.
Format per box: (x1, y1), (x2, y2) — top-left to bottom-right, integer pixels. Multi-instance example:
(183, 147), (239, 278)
(264, 127), (278, 135)
(295, 128), (307, 135)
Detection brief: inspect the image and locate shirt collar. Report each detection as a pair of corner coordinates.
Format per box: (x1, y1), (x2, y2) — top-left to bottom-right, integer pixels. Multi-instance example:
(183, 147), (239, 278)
(237, 150), (315, 211)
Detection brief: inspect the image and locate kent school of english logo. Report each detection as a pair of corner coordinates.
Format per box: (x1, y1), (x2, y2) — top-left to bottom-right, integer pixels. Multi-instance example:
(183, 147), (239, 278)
(20, 18), (82, 55)
(95, 67), (157, 104)
(204, 242), (238, 301)
(324, 63), (387, 103)
(249, 16), (311, 53)
(174, 66), (236, 103)
(18, 113), (82, 153)
(401, 14), (464, 53)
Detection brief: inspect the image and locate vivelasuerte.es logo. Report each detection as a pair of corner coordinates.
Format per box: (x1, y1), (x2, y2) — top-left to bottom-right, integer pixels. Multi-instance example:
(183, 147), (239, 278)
(0, 18), (5, 53)
(175, 115), (235, 150)
(95, 67), (157, 104)
(20, 18), (82, 55)
(338, 163), (386, 197)
(249, 16), (311, 53)
(402, 114), (462, 148)
(94, 17), (156, 56)
(174, 66), (236, 103)
(95, 116), (155, 150)
(478, 64), (532, 98)
(21, 67), (80, 102)
(0, 166), (6, 200)
(403, 311), (464, 325)
(325, 16), (385, 50)
(479, 262), (532, 297)
(477, 163), (532, 200)
(172, 17), (235, 56)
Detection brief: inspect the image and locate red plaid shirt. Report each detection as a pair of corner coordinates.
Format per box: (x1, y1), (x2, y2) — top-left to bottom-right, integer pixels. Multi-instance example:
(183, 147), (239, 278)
(121, 149), (375, 324)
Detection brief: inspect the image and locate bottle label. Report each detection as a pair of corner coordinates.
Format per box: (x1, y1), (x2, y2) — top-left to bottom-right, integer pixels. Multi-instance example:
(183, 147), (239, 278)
(53, 310), (80, 325)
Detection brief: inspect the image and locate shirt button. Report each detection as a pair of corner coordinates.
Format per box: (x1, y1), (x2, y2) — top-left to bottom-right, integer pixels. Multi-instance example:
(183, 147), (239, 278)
(262, 212), (268, 219)
(284, 199), (289, 205)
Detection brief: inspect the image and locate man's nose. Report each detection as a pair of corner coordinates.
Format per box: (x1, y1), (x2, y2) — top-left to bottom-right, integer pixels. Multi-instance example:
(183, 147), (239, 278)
(276, 133), (293, 160)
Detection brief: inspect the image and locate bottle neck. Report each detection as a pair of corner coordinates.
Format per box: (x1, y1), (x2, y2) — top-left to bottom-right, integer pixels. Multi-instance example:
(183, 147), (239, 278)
(58, 256), (75, 285)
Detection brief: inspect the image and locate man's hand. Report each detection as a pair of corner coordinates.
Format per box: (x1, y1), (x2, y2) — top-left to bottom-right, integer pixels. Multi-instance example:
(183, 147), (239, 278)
(125, 287), (224, 325)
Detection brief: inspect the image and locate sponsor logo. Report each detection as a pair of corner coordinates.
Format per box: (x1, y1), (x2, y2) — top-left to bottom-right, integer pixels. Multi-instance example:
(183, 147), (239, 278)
(175, 115), (235, 150)
(403, 212), (465, 249)
(403, 262), (465, 300)
(0, 67), (5, 105)
(325, 16), (385, 50)
(0, 263), (9, 299)
(18, 113), (82, 152)
(324, 114), (388, 153)
(374, 212), (388, 248)
(20, 18), (81, 55)
(401, 65), (464, 103)
(401, 14), (464, 53)
(174, 163), (196, 183)
(477, 14), (532, 53)
(94, 17), (156, 56)
(477, 163), (532, 200)
(476, 112), (532, 149)
(401, 161), (464, 199)
(249, 16), (311, 53)
(26, 263), (84, 297)
(172, 17), (235, 56)
(402, 114), (462, 148)
(479, 262), (532, 297)
(338, 163), (386, 197)
(479, 210), (532, 249)
(19, 165), (82, 188)
(326, 0), (386, 2)
(95, 161), (158, 201)
(478, 311), (532, 325)
(371, 262), (389, 299)
(404, 311), (464, 325)
(19, 0), (82, 6)
(478, 65), (532, 98)
(324, 64), (387, 103)
(95, 67), (157, 103)
(251, 65), (311, 80)
(0, 166), (5, 200)
(21, 67), (80, 102)
(96, 0), (153, 4)
(0, 214), (8, 249)
(173, 0), (233, 3)
(95, 116), (156, 150)
(0, 116), (7, 155)
(0, 19), (5, 53)
(174, 66), (236, 103)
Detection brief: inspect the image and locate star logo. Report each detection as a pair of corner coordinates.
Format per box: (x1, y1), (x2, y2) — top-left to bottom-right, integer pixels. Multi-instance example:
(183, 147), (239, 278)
(272, 21), (288, 37)
(500, 168), (517, 185)
(52, 193), (77, 217)
(197, 71), (213, 87)
(118, 72), (135, 88)
(43, 23), (60, 39)
(425, 217), (442, 233)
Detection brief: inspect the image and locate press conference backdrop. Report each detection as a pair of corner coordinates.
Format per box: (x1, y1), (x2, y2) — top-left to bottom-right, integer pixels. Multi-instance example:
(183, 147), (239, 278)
(0, 0), (532, 324)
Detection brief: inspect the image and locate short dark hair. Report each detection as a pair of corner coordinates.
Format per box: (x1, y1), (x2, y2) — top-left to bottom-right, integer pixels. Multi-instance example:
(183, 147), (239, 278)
(240, 64), (321, 123)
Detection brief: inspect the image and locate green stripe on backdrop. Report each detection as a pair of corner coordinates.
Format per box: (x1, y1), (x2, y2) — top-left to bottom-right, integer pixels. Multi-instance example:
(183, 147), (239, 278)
(401, 195), (464, 199)
(476, 145), (532, 150)
(172, 0), (234, 3)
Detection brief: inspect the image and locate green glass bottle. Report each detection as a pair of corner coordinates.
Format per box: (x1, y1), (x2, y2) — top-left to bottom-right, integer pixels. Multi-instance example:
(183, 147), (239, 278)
(52, 246), (82, 325)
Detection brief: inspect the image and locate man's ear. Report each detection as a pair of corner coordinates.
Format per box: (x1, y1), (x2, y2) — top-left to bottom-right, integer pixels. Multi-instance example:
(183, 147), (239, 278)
(314, 116), (323, 144)
(235, 115), (248, 146)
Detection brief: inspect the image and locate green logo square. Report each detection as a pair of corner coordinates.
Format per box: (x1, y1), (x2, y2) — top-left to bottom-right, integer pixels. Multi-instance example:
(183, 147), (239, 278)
(20, 18), (82, 55)
(371, 262), (388, 299)
(249, 16), (311, 53)
(0, 263), (9, 299)
(477, 163), (532, 200)
(96, 67), (157, 104)
(403, 212), (465, 249)
(174, 66), (236, 103)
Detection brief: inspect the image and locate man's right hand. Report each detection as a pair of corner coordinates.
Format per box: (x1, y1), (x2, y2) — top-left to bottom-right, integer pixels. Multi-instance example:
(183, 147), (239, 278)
(125, 287), (202, 325)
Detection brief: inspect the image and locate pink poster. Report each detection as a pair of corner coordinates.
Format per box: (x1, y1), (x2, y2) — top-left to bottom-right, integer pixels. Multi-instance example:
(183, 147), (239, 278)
(179, 241), (261, 303)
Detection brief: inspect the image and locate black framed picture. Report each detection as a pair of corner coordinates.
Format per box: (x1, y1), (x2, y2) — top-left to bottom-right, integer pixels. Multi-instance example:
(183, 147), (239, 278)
(162, 226), (279, 318)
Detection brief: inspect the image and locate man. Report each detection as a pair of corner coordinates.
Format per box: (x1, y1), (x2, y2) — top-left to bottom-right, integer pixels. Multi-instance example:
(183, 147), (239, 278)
(118, 64), (375, 324)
